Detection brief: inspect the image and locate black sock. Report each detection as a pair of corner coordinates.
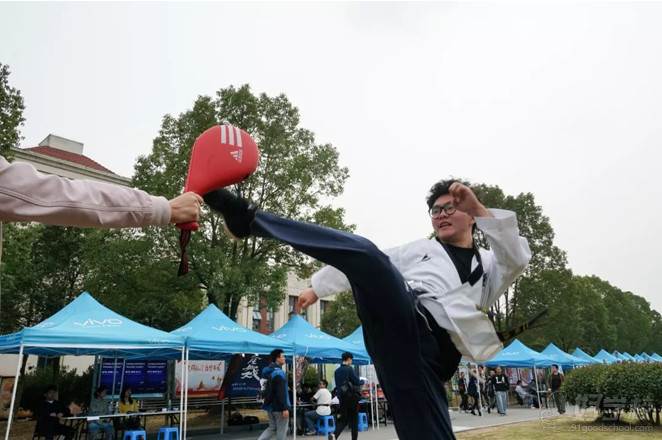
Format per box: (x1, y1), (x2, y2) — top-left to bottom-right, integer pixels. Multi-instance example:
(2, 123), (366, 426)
(203, 188), (256, 238)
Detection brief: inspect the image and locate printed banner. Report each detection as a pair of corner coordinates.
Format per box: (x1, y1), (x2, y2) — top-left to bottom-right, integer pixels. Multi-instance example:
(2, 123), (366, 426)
(175, 360), (226, 397)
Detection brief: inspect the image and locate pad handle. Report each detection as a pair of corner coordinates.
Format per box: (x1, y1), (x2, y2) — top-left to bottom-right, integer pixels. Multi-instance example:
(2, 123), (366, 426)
(177, 221), (199, 231)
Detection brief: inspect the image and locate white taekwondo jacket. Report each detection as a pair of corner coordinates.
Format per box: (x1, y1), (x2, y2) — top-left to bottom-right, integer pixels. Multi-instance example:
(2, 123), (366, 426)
(310, 209), (532, 362)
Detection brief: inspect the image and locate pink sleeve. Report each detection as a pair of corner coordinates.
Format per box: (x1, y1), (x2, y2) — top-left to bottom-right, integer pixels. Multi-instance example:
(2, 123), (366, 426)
(0, 156), (171, 228)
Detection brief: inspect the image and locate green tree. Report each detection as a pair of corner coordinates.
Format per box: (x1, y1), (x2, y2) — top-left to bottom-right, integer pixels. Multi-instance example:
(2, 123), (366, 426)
(0, 62), (25, 158)
(132, 85), (351, 319)
(320, 292), (360, 338)
(471, 183), (567, 331)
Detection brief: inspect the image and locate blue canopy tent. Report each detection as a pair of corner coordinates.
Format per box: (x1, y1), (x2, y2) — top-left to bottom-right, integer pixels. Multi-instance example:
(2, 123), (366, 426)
(0, 292), (186, 440)
(633, 354), (645, 363)
(172, 304), (292, 359)
(342, 326), (370, 361)
(650, 353), (662, 362)
(485, 339), (554, 368)
(271, 315), (369, 364)
(485, 339), (554, 418)
(622, 352), (637, 362)
(271, 315), (370, 439)
(541, 343), (591, 369)
(171, 304), (293, 437)
(594, 349), (619, 364)
(639, 353), (653, 362)
(614, 352), (630, 362)
(571, 347), (600, 364)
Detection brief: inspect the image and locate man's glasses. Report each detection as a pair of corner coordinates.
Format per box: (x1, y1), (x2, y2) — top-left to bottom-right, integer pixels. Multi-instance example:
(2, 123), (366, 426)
(429, 203), (456, 218)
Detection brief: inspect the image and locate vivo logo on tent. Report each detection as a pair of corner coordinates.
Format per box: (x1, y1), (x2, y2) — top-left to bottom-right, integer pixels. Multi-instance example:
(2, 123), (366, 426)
(212, 325), (247, 333)
(73, 318), (122, 328)
(306, 334), (331, 340)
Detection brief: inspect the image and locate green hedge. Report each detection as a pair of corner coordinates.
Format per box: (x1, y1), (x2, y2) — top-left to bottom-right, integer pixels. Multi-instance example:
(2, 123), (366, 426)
(562, 363), (662, 425)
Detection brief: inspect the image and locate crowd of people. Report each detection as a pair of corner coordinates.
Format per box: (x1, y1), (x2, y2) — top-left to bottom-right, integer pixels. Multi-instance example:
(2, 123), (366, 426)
(32, 384), (145, 439)
(456, 364), (566, 417)
(257, 349), (367, 440)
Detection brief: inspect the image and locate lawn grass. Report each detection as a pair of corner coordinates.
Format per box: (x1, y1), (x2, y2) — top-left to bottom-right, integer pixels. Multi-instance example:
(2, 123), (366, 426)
(456, 415), (662, 439)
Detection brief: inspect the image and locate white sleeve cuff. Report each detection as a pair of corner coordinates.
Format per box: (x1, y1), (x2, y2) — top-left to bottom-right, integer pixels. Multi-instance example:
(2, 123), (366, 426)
(149, 195), (171, 226)
(474, 208), (518, 232)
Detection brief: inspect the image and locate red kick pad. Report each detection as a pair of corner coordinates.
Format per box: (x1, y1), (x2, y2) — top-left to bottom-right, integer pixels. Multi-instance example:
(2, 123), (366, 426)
(184, 124), (260, 196)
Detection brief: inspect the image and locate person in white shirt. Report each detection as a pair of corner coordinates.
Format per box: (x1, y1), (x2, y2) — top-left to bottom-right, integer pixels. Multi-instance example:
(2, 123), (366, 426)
(303, 379), (333, 435)
(204, 179), (532, 440)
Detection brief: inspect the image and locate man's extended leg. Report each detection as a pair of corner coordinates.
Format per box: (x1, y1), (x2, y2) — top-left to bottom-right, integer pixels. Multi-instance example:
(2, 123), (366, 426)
(205, 193), (456, 439)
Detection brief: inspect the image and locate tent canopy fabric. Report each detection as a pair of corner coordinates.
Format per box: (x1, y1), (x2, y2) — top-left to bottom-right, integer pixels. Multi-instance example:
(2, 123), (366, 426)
(541, 343), (591, 367)
(621, 352), (637, 361)
(342, 326), (370, 361)
(485, 339), (554, 368)
(571, 347), (600, 364)
(271, 315), (369, 364)
(594, 349), (619, 364)
(650, 353), (662, 362)
(172, 304), (292, 359)
(0, 292), (184, 359)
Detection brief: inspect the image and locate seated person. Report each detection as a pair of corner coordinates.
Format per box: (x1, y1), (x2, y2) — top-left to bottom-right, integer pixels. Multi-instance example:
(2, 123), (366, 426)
(514, 380), (531, 406)
(88, 386), (114, 440)
(118, 387), (142, 430)
(304, 379), (333, 435)
(527, 378), (548, 408)
(35, 385), (75, 440)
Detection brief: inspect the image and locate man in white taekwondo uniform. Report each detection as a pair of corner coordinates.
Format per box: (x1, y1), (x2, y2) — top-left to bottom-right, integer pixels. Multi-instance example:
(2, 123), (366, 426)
(203, 180), (531, 440)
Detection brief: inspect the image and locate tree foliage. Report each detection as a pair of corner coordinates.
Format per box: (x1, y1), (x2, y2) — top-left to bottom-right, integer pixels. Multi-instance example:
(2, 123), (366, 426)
(0, 62), (25, 158)
(131, 85), (351, 319)
(320, 292), (360, 338)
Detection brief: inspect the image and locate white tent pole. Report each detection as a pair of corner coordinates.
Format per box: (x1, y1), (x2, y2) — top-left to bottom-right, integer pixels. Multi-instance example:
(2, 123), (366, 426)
(292, 355), (297, 440)
(179, 347), (184, 439)
(111, 356), (118, 410)
(4, 344), (23, 440)
(368, 364), (375, 430)
(184, 347), (190, 440)
(534, 365), (543, 420)
(375, 369), (380, 430)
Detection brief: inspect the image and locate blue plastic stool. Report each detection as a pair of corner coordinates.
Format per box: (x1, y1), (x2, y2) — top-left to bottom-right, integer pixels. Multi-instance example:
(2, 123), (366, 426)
(357, 412), (369, 431)
(316, 415), (335, 435)
(123, 431), (146, 440)
(157, 427), (180, 440)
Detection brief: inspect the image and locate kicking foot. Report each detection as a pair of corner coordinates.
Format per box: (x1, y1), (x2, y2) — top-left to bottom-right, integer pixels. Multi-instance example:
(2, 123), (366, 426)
(203, 188), (257, 239)
(497, 308), (548, 344)
(327, 433), (336, 440)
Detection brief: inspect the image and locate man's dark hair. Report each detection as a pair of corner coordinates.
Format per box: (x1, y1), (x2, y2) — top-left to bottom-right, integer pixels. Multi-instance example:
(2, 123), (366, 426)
(45, 385), (57, 393)
(427, 179), (469, 209)
(270, 349), (284, 362)
(552, 364), (559, 369)
(320, 379), (328, 387)
(341, 352), (353, 362)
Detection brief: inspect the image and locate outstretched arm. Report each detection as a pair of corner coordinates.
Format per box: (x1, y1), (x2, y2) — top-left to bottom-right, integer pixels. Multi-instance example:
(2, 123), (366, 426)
(0, 156), (201, 227)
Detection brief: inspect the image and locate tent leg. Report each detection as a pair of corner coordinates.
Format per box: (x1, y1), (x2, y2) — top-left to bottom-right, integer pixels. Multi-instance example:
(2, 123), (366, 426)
(292, 356), (297, 440)
(368, 364), (375, 430)
(179, 348), (184, 440)
(220, 398), (225, 435)
(184, 348), (190, 440)
(4, 344), (24, 440)
(534, 366), (543, 420)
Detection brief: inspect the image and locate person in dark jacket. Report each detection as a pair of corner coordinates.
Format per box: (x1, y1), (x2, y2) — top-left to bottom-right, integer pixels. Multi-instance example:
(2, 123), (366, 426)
(35, 385), (75, 440)
(549, 364), (566, 414)
(457, 371), (468, 412)
(492, 367), (509, 415)
(331, 352), (363, 440)
(258, 349), (290, 440)
(467, 369), (482, 416)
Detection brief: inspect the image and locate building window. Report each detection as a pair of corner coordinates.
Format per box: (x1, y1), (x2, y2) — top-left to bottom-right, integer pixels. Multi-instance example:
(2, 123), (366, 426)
(266, 308), (275, 332)
(320, 300), (330, 317)
(289, 295), (306, 319)
(252, 307), (261, 331)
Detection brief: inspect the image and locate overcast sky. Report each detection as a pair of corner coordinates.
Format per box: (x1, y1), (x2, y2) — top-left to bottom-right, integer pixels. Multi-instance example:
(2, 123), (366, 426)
(1, 2), (661, 312)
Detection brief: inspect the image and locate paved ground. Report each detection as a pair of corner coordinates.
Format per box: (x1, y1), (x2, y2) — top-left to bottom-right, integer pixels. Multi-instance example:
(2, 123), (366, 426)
(189, 407), (550, 439)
